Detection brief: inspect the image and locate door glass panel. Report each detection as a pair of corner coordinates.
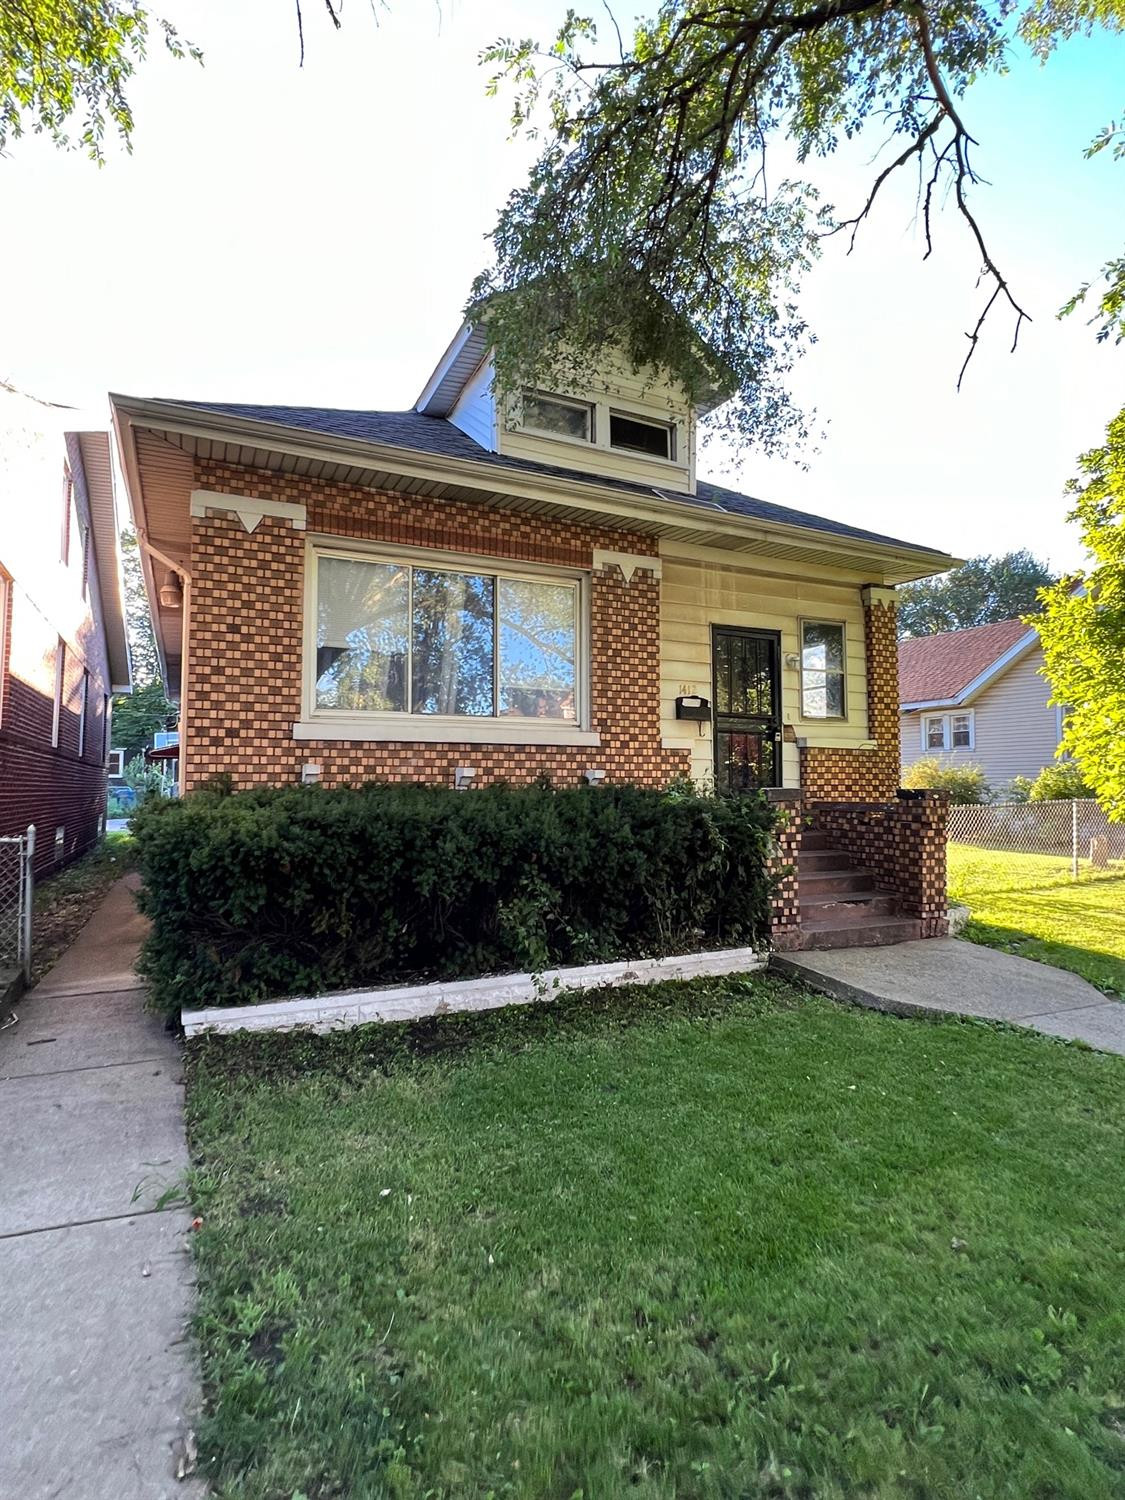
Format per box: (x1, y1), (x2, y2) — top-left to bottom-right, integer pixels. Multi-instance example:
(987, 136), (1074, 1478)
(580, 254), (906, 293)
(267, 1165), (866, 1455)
(717, 731), (775, 794)
(715, 632), (773, 719)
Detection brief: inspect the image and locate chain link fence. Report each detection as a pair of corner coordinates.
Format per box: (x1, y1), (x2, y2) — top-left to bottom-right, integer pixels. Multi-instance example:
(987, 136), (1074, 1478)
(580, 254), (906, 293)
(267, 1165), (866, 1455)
(0, 826), (35, 984)
(948, 798), (1123, 877)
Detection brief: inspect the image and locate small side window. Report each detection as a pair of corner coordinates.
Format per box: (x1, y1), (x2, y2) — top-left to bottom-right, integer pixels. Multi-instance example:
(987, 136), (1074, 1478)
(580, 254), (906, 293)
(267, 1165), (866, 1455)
(925, 716), (947, 751)
(951, 713), (972, 749)
(608, 411), (673, 460)
(521, 392), (593, 442)
(800, 621), (846, 719)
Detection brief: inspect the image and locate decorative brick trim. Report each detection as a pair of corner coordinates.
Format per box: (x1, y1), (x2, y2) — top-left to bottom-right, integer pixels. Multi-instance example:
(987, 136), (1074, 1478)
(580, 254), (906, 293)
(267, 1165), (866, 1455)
(184, 460), (692, 792)
(765, 789), (803, 951)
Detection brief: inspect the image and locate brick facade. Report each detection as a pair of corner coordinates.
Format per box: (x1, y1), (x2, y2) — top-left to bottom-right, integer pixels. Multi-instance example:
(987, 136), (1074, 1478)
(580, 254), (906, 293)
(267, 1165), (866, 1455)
(0, 435), (113, 876)
(765, 789), (803, 951)
(185, 460), (691, 791)
(809, 792), (949, 937)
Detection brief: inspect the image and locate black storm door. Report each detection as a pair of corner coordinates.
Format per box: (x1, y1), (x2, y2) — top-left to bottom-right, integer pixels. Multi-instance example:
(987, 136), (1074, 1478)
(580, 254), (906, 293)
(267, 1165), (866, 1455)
(712, 627), (781, 793)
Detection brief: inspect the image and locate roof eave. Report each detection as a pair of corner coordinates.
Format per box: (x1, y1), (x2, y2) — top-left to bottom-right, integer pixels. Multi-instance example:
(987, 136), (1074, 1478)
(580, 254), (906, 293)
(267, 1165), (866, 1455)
(108, 394), (959, 583)
(111, 402), (174, 693)
(75, 430), (131, 693)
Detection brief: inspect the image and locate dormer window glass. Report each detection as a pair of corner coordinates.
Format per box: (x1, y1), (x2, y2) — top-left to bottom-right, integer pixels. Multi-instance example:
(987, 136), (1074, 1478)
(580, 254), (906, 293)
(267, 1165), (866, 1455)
(609, 411), (674, 461)
(522, 392), (593, 442)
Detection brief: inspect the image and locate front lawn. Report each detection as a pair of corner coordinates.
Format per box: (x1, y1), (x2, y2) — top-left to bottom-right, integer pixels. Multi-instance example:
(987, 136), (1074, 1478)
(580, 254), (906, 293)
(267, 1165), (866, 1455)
(948, 844), (1125, 997)
(187, 975), (1125, 1500)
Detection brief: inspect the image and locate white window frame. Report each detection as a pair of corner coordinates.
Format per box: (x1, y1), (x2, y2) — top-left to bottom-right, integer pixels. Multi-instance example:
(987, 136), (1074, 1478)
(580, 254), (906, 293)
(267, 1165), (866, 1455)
(297, 538), (600, 746)
(921, 710), (975, 753)
(608, 409), (676, 461)
(77, 670), (89, 758)
(108, 748), (125, 777)
(798, 618), (848, 722)
(51, 640), (65, 748)
(511, 391), (685, 470)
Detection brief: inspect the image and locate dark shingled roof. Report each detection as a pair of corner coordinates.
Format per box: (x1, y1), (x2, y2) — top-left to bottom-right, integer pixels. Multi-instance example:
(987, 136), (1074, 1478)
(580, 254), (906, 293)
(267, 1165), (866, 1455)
(172, 399), (937, 555)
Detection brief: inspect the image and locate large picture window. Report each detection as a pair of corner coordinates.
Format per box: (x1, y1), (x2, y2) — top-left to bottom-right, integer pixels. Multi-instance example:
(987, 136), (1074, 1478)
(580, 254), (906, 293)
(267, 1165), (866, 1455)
(800, 620), (846, 720)
(313, 550), (581, 722)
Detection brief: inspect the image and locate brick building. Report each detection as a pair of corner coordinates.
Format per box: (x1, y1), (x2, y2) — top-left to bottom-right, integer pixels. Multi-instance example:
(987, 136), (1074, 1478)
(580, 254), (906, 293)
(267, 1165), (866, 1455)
(0, 392), (130, 874)
(111, 326), (955, 948)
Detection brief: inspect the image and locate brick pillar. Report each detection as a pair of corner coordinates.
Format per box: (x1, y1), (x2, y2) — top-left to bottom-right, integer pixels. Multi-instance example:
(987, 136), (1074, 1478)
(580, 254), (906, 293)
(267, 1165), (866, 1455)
(894, 789), (949, 936)
(765, 789), (803, 951)
(860, 584), (901, 802)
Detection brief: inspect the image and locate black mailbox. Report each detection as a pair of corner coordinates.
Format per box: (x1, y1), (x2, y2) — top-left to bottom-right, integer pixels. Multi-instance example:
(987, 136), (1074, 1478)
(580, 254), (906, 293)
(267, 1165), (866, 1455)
(675, 694), (712, 722)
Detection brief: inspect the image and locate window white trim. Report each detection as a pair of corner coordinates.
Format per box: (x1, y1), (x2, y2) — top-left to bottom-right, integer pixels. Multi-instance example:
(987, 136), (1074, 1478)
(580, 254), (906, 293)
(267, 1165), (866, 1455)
(921, 709), (975, 752)
(108, 748), (125, 776)
(78, 670), (89, 759)
(798, 618), (848, 722)
(301, 537), (593, 741)
(608, 409), (675, 461)
(51, 640), (65, 749)
(509, 391), (686, 470)
(520, 391), (595, 444)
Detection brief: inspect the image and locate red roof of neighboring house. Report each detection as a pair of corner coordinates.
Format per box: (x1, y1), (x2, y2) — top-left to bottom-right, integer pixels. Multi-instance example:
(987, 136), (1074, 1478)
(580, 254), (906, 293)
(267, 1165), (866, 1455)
(899, 617), (1032, 706)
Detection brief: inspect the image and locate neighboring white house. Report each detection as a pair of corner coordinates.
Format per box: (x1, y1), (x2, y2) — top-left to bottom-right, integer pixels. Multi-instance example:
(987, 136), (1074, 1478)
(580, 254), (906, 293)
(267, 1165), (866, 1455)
(899, 618), (1064, 791)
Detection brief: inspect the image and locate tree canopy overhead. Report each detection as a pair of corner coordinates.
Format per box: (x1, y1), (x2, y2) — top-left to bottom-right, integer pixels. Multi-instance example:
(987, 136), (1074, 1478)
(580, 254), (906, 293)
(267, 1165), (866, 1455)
(473, 1), (1124, 453)
(897, 550), (1059, 638)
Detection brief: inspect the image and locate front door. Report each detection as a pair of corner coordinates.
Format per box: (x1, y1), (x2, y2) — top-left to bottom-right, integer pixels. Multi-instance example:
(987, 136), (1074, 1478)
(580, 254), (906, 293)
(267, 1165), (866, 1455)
(712, 627), (781, 793)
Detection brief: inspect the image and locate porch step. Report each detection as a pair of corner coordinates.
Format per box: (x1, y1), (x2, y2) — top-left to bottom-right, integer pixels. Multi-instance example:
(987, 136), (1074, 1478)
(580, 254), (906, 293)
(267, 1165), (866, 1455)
(799, 915), (922, 950)
(798, 849), (857, 872)
(799, 891), (899, 921)
(799, 868), (875, 897)
(799, 830), (836, 851)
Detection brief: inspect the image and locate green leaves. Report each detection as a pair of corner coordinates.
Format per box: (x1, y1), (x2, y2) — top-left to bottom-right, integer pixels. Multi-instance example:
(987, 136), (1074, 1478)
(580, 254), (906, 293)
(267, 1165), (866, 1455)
(0, 0), (201, 161)
(1037, 409), (1125, 820)
(898, 551), (1059, 637)
(134, 780), (779, 1016)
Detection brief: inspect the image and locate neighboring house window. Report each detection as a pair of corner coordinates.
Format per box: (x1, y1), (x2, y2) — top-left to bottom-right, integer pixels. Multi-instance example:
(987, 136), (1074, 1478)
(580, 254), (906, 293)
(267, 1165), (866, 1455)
(800, 621), (846, 719)
(609, 411), (674, 460)
(922, 711), (974, 751)
(522, 392), (593, 443)
(51, 640), (65, 748)
(78, 670), (89, 758)
(108, 748), (125, 776)
(312, 549), (582, 723)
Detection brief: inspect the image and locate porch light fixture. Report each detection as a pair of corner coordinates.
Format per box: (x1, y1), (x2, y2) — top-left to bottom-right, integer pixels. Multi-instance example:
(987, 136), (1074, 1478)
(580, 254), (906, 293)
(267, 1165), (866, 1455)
(784, 652), (800, 670)
(453, 766), (476, 790)
(159, 570), (184, 610)
(584, 768), (606, 785)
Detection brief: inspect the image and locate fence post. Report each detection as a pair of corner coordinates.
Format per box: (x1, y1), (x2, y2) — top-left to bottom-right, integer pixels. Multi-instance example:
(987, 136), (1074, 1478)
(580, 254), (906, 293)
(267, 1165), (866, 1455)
(1071, 800), (1079, 882)
(21, 824), (35, 985)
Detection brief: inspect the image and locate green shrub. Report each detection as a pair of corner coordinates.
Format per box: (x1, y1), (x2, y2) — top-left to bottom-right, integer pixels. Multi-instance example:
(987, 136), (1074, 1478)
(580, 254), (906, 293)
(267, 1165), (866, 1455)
(901, 756), (990, 804)
(1028, 760), (1094, 802)
(133, 781), (779, 1017)
(1003, 775), (1034, 804)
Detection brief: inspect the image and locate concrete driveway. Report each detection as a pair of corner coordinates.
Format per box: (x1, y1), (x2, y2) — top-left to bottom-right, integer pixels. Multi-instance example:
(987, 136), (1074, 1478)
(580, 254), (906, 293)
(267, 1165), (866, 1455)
(0, 876), (203, 1499)
(774, 937), (1125, 1056)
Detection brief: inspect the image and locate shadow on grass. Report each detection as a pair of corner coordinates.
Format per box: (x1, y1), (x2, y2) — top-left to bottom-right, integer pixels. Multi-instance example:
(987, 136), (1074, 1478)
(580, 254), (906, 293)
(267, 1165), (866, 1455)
(960, 916), (1125, 1000)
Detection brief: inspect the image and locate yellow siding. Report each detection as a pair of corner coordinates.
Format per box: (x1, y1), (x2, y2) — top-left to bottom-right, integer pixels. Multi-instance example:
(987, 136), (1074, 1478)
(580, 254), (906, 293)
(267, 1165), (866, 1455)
(660, 548), (872, 787)
(498, 348), (695, 492)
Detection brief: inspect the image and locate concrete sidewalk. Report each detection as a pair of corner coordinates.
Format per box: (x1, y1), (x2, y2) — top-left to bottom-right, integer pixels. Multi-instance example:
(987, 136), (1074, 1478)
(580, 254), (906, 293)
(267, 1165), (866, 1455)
(773, 937), (1125, 1056)
(0, 875), (204, 1499)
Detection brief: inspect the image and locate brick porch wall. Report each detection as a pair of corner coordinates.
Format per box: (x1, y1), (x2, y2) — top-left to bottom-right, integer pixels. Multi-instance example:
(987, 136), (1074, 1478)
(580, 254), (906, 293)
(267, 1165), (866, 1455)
(185, 461), (692, 791)
(809, 791), (949, 936)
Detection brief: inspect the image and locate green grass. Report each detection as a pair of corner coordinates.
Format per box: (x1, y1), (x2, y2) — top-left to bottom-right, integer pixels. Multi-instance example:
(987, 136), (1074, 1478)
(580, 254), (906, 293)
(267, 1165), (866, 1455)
(948, 844), (1125, 998)
(186, 975), (1125, 1500)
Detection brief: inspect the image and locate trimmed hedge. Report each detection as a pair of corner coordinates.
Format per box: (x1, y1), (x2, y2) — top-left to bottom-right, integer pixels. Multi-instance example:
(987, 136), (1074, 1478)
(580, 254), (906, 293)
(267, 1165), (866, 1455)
(133, 780), (778, 1016)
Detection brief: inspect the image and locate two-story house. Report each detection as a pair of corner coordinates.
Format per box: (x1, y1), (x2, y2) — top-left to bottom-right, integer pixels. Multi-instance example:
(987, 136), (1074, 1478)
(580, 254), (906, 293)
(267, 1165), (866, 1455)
(0, 388), (131, 873)
(110, 325), (957, 948)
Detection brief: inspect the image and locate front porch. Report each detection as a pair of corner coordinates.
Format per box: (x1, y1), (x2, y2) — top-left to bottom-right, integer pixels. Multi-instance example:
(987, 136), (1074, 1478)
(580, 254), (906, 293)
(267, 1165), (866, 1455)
(768, 788), (949, 952)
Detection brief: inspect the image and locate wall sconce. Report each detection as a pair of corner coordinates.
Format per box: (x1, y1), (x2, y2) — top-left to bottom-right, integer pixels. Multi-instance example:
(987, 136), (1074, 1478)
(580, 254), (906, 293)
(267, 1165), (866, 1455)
(300, 762), (322, 785)
(454, 766), (476, 790)
(784, 652), (800, 670)
(584, 768), (606, 785)
(159, 570), (184, 610)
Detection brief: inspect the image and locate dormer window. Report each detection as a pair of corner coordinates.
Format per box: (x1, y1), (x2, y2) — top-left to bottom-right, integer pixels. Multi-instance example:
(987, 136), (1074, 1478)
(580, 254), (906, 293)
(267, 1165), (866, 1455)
(522, 392), (594, 442)
(609, 411), (674, 461)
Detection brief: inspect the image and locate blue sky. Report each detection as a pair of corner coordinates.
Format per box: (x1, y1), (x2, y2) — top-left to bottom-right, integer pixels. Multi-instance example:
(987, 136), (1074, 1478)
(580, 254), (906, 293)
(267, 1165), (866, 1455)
(0, 1), (1121, 572)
